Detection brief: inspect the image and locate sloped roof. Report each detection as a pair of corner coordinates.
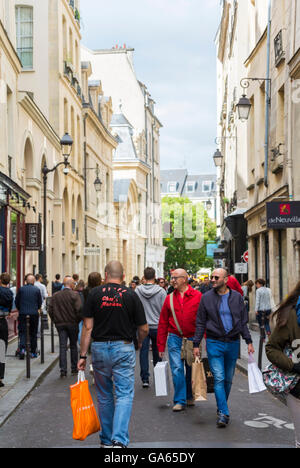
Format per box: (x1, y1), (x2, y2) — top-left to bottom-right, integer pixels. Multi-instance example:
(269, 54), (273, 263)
(110, 111), (138, 161)
(113, 179), (132, 203)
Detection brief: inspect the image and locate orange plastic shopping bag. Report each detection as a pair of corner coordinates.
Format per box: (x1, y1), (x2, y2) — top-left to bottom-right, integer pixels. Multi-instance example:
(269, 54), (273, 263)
(70, 371), (100, 441)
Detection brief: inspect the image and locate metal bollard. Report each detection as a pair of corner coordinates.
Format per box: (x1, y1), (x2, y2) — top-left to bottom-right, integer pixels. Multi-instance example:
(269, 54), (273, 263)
(26, 315), (31, 379)
(258, 311), (266, 371)
(50, 318), (55, 354)
(40, 312), (44, 364)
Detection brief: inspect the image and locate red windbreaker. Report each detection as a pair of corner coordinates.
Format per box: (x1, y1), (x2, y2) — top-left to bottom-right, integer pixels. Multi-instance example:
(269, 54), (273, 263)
(157, 286), (202, 353)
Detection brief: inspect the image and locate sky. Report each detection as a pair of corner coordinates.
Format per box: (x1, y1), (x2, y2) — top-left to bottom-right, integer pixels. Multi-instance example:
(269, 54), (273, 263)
(80, 0), (220, 174)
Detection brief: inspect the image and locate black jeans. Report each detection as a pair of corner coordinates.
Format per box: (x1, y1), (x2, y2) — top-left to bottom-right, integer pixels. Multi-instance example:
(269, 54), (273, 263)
(18, 315), (39, 354)
(57, 325), (79, 373)
(139, 328), (161, 382)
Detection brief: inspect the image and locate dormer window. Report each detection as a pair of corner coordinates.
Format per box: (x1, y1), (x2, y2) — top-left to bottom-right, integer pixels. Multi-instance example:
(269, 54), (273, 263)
(203, 181), (212, 192)
(168, 182), (178, 193)
(187, 182), (195, 193)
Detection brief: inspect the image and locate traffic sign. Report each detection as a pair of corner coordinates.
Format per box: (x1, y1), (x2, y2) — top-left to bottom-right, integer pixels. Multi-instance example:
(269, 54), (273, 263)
(243, 251), (249, 263)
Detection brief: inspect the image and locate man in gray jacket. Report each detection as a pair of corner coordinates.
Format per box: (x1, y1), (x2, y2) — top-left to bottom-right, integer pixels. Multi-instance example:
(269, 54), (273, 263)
(136, 267), (167, 387)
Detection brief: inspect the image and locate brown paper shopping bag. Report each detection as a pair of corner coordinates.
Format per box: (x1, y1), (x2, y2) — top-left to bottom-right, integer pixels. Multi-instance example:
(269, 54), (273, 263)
(192, 357), (207, 402)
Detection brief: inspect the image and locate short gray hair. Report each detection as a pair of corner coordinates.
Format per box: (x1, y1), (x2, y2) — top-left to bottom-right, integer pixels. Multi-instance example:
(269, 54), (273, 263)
(105, 261), (124, 280)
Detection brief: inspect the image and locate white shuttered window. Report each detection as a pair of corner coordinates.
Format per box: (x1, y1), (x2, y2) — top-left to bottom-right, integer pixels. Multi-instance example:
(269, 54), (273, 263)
(15, 6), (33, 69)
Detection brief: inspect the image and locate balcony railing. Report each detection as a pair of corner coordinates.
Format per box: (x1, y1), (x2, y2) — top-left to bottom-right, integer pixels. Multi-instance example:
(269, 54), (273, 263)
(68, 0), (80, 26)
(63, 61), (82, 100)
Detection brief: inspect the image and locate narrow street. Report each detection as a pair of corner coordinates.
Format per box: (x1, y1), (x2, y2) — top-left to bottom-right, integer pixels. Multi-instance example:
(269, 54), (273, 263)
(0, 355), (294, 449)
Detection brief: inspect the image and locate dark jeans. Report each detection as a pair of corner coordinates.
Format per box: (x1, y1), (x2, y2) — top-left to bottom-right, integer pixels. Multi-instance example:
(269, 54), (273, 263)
(139, 328), (160, 383)
(57, 325), (79, 373)
(18, 314), (39, 354)
(0, 318), (8, 380)
(257, 310), (272, 335)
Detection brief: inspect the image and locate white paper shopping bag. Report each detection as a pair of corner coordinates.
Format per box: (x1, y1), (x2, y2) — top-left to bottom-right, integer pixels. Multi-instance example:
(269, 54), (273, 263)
(154, 361), (170, 397)
(248, 353), (267, 394)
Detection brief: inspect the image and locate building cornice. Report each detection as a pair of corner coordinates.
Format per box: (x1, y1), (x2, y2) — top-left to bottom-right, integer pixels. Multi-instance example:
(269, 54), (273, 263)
(18, 92), (61, 151)
(217, 1), (230, 63)
(244, 27), (267, 66)
(244, 184), (288, 220)
(0, 20), (22, 75)
(84, 107), (118, 148)
(113, 160), (151, 175)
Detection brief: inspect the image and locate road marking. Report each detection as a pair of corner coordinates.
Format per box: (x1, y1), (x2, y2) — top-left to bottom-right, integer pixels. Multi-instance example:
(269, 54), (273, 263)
(244, 413), (294, 430)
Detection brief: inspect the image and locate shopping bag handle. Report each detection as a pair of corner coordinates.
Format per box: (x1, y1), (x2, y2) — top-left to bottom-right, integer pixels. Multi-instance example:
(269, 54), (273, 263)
(194, 357), (202, 364)
(77, 370), (86, 383)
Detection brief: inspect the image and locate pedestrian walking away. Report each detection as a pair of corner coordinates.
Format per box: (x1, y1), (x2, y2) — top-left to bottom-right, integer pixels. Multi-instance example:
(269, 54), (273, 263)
(135, 267), (167, 388)
(255, 279), (272, 336)
(157, 269), (202, 412)
(52, 274), (63, 295)
(193, 268), (254, 428)
(265, 281), (300, 449)
(15, 274), (42, 359)
(48, 276), (82, 378)
(0, 273), (13, 387)
(78, 261), (148, 448)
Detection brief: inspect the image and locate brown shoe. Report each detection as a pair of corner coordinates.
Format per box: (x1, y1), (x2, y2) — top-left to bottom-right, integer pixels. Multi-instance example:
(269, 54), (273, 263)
(187, 399), (195, 407)
(173, 404), (184, 412)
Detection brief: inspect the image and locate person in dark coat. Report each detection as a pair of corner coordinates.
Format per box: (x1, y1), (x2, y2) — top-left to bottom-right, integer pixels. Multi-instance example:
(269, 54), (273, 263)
(15, 274), (42, 359)
(0, 273), (13, 387)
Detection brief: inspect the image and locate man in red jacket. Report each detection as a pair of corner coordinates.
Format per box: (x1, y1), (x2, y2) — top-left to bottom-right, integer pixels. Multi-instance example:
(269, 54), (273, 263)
(157, 269), (202, 412)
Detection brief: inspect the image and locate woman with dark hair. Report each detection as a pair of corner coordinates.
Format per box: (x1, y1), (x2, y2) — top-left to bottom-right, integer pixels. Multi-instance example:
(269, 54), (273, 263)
(266, 281), (300, 448)
(82, 273), (102, 303)
(78, 273), (102, 346)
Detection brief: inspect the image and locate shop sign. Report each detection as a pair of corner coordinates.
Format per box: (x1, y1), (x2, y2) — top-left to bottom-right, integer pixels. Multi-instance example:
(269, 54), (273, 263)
(267, 202), (300, 229)
(84, 247), (101, 256)
(25, 223), (41, 251)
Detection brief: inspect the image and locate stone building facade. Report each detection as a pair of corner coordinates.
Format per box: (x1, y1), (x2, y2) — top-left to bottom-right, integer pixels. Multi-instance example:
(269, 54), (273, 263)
(216, 0), (300, 318)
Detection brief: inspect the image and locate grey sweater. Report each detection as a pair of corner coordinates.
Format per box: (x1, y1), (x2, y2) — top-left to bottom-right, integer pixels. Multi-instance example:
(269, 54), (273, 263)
(135, 284), (167, 328)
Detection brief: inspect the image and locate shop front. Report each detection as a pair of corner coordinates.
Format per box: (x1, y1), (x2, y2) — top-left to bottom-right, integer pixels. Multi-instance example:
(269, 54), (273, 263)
(0, 172), (30, 340)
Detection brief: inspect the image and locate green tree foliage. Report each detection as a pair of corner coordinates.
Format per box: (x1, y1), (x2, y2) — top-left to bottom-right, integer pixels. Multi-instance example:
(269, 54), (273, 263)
(162, 196), (217, 275)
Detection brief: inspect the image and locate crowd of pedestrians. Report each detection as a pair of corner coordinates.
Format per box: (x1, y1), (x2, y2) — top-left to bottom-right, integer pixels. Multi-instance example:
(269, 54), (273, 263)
(0, 263), (300, 448)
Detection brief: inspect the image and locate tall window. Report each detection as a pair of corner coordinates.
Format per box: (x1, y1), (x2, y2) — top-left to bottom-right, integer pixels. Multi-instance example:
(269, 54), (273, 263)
(16, 6), (33, 69)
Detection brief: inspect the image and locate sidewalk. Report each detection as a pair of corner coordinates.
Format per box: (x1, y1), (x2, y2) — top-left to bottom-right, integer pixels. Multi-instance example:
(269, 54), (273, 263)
(0, 329), (60, 427)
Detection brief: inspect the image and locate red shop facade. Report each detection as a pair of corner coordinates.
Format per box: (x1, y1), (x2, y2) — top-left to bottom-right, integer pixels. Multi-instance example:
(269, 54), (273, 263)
(0, 172), (30, 340)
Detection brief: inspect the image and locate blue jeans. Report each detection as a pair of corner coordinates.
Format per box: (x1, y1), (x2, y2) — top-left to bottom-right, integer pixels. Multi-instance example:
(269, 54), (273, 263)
(206, 339), (240, 417)
(92, 341), (136, 447)
(167, 334), (193, 406)
(139, 328), (160, 383)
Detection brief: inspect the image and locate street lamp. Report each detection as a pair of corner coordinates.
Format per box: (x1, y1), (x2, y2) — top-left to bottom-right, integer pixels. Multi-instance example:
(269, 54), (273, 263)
(42, 133), (73, 282)
(206, 200), (212, 211)
(93, 167), (102, 193)
(213, 149), (223, 168)
(236, 94), (252, 121)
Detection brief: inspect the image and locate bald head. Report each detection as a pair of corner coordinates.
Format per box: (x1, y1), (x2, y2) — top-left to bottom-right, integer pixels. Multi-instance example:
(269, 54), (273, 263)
(63, 276), (75, 289)
(171, 268), (189, 293)
(26, 274), (35, 285)
(173, 269), (188, 281)
(211, 268), (229, 292)
(105, 261), (124, 283)
(212, 268), (228, 279)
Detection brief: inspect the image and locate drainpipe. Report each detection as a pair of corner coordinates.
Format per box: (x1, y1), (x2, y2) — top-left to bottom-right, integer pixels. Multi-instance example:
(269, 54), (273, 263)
(83, 113), (88, 246)
(264, 0), (272, 187)
(264, 0), (272, 188)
